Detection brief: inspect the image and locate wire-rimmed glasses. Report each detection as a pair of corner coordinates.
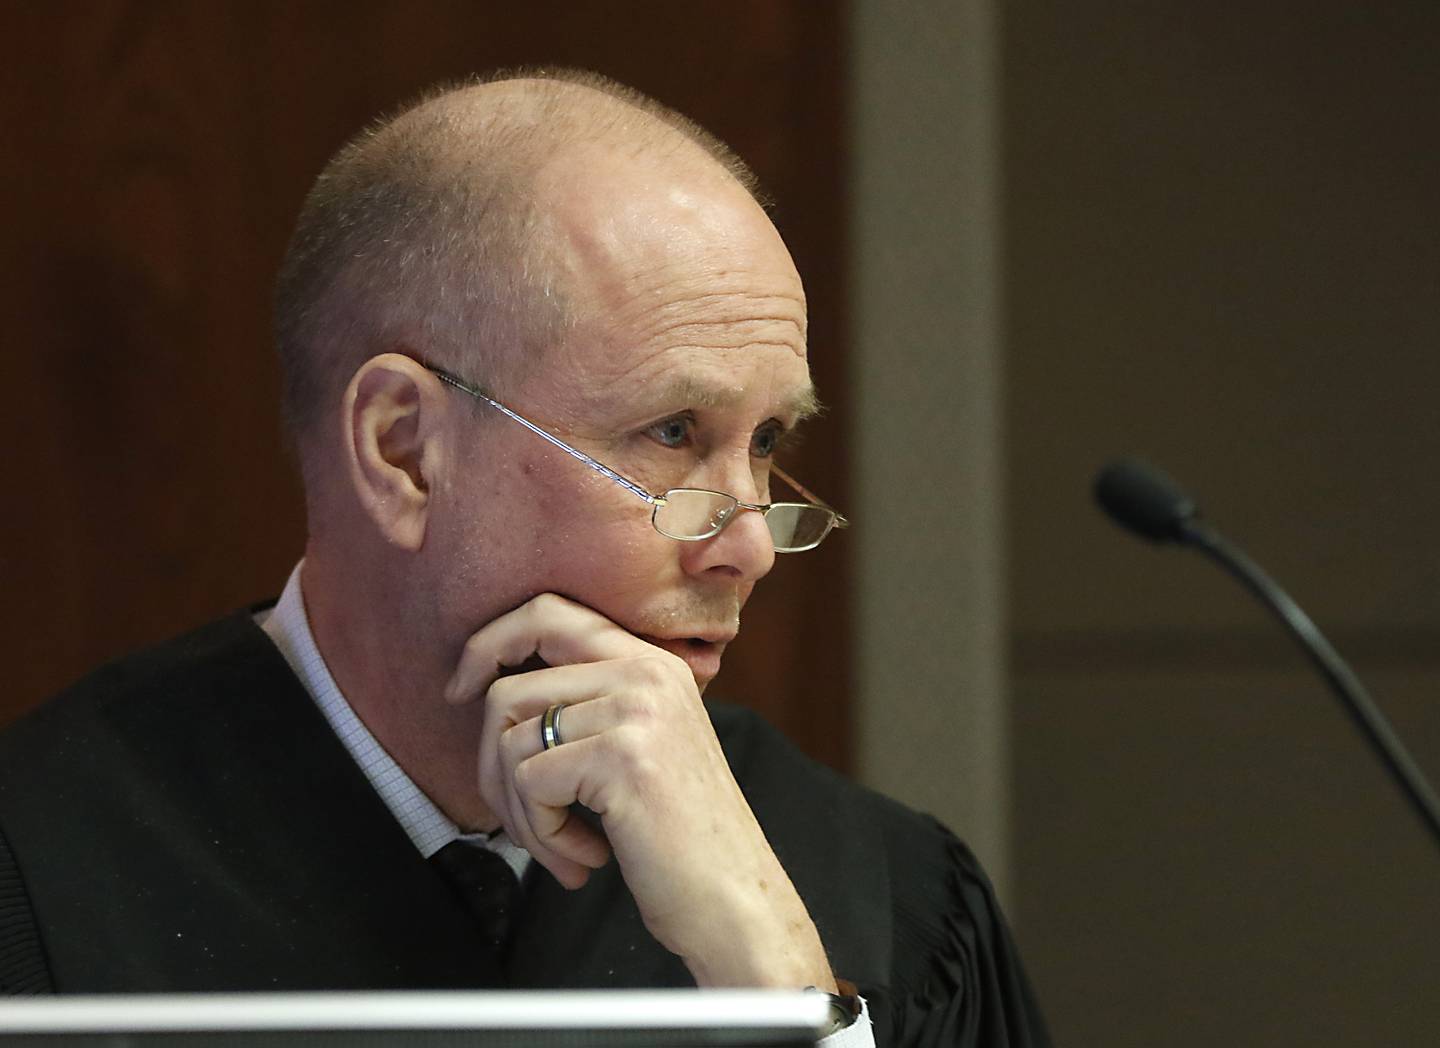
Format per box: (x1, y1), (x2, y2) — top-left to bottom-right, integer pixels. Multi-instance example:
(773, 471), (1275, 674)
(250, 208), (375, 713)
(427, 364), (848, 553)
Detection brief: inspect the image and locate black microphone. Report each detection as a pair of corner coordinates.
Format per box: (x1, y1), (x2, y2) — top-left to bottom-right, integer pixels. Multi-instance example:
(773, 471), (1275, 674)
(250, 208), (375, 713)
(1094, 458), (1199, 544)
(1094, 456), (1440, 856)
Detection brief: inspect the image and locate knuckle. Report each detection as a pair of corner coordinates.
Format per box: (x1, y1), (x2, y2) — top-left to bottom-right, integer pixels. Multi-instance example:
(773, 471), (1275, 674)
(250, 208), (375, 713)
(608, 724), (662, 783)
(617, 687), (664, 723)
(485, 674), (516, 709)
(631, 654), (676, 690)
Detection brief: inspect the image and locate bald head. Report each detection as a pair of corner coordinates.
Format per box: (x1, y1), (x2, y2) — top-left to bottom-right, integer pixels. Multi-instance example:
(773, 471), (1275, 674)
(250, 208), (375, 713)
(273, 69), (764, 469)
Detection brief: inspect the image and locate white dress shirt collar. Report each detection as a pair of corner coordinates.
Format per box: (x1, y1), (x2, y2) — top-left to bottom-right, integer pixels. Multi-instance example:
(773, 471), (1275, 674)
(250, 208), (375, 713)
(258, 562), (529, 881)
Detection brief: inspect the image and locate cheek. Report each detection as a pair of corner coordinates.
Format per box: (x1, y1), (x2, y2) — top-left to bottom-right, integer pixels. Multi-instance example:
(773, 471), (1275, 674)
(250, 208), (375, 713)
(533, 487), (686, 616)
(433, 458), (554, 600)
(435, 447), (685, 626)
(533, 461), (650, 563)
(528, 467), (588, 556)
(540, 505), (675, 607)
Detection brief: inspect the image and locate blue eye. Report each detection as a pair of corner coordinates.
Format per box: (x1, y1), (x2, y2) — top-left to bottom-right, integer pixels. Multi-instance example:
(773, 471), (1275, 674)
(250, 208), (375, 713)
(646, 415), (694, 448)
(750, 421), (784, 458)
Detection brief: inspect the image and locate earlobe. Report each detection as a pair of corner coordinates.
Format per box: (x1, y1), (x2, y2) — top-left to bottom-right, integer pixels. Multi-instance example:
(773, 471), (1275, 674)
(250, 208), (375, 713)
(344, 354), (444, 552)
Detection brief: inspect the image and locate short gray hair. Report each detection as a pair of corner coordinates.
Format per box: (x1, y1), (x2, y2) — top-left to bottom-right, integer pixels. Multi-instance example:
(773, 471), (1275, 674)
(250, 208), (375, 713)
(273, 67), (762, 461)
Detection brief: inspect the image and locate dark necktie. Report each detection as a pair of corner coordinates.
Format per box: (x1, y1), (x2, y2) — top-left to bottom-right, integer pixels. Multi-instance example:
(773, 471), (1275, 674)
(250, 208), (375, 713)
(429, 838), (523, 954)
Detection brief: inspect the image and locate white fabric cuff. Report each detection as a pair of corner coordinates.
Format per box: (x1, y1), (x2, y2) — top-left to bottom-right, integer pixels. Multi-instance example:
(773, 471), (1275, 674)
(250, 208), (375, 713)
(817, 994), (873, 1048)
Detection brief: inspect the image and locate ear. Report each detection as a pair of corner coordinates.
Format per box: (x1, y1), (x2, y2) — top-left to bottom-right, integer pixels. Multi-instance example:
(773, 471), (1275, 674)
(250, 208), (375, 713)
(342, 353), (449, 551)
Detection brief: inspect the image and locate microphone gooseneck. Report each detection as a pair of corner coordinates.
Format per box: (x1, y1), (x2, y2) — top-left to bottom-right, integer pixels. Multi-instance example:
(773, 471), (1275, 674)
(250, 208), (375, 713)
(1094, 457), (1440, 856)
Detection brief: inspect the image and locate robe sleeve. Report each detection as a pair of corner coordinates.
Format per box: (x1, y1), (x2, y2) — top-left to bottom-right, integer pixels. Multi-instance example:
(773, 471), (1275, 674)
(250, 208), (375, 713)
(859, 820), (1050, 1047)
(710, 702), (1050, 1046)
(0, 823), (53, 994)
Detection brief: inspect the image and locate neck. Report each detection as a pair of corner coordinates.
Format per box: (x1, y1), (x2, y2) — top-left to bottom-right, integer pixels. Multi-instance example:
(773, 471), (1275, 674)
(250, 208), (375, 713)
(300, 542), (500, 833)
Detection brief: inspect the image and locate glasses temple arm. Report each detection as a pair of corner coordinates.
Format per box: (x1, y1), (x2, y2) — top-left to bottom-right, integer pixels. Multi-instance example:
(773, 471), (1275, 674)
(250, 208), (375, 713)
(428, 366), (661, 506)
(770, 463), (849, 526)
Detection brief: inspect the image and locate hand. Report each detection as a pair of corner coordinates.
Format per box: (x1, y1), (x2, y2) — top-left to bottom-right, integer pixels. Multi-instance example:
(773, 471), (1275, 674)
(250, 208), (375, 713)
(444, 592), (836, 989)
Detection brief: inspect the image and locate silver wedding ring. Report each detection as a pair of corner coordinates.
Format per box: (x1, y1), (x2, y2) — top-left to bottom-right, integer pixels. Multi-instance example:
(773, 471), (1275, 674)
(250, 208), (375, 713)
(541, 703), (566, 751)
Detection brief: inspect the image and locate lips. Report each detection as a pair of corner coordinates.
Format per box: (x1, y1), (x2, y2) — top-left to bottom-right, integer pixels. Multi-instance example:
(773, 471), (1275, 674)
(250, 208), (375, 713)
(636, 633), (733, 688)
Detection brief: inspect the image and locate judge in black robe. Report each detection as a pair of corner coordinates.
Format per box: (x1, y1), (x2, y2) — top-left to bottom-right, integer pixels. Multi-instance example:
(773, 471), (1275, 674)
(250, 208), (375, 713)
(0, 608), (1049, 1046)
(1, 69), (1052, 1048)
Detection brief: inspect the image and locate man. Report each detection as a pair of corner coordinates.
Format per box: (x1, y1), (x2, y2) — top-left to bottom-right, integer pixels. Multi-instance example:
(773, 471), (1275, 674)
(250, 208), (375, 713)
(0, 71), (1047, 1045)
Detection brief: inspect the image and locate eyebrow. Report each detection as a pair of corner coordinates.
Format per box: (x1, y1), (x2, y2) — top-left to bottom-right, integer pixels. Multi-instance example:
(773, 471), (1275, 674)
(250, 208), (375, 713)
(650, 376), (824, 423)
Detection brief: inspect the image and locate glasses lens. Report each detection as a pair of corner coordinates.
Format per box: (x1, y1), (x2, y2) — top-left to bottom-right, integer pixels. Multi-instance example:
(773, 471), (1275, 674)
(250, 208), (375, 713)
(763, 504), (836, 552)
(654, 489), (739, 540)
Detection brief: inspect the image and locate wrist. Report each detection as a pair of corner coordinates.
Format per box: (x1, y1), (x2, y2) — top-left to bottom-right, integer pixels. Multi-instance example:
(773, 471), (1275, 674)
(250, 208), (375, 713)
(679, 877), (834, 988)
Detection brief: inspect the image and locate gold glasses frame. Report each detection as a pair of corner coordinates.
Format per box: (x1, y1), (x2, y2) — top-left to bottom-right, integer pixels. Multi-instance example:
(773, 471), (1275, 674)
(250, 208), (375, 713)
(426, 364), (849, 553)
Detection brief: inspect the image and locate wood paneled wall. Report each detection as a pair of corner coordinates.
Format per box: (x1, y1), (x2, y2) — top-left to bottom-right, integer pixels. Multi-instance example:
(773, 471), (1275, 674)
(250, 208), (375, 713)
(0, 2), (852, 769)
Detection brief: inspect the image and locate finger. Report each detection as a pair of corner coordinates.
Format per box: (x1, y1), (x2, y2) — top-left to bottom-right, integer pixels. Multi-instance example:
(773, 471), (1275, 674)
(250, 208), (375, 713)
(481, 659), (641, 735)
(446, 593), (652, 704)
(476, 662), (633, 823)
(478, 654), (696, 826)
(514, 751), (612, 869)
(541, 808), (612, 871)
(493, 719), (611, 886)
(477, 655), (688, 814)
(479, 653), (684, 742)
(491, 714), (593, 887)
(513, 738), (614, 864)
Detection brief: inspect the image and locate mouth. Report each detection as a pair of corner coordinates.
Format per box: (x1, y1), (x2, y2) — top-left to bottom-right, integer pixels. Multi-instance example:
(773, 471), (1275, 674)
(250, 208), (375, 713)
(636, 633), (734, 688)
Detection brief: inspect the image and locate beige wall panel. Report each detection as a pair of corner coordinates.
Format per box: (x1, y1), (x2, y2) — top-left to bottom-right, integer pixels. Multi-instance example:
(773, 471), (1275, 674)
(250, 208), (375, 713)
(1004, 3), (1440, 1043)
(1014, 665), (1440, 1047)
(849, 0), (1009, 886)
(1003, 3), (1440, 638)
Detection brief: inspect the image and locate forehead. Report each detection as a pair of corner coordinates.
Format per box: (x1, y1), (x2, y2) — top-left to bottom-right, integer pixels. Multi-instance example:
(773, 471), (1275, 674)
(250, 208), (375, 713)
(529, 144), (812, 420)
(549, 291), (814, 423)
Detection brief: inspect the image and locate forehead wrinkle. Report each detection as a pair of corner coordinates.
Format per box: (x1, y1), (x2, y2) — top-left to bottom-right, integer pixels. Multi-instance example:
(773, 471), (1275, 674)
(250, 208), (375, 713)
(607, 302), (809, 374)
(608, 287), (808, 346)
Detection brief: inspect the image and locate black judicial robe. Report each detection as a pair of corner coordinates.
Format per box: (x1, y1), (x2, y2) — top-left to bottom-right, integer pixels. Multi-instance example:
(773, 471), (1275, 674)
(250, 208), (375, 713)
(0, 609), (1049, 1046)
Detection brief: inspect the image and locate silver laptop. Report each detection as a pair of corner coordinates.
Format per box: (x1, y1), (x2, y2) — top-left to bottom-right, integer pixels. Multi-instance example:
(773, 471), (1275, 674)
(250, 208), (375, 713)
(0, 990), (830, 1046)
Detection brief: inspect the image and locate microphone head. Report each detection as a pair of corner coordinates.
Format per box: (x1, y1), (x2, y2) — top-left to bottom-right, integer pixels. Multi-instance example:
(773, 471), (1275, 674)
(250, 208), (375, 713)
(1094, 457), (1200, 543)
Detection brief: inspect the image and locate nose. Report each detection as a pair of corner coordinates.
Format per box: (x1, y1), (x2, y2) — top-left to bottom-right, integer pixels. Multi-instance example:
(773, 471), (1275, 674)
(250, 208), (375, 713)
(679, 462), (777, 584)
